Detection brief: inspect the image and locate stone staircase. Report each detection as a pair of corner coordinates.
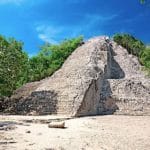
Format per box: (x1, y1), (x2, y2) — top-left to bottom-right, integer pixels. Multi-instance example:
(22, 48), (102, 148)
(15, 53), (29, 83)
(99, 40), (150, 115)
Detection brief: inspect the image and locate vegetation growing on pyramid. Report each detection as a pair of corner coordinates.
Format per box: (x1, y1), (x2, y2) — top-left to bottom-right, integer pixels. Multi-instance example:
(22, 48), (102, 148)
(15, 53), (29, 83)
(113, 33), (150, 76)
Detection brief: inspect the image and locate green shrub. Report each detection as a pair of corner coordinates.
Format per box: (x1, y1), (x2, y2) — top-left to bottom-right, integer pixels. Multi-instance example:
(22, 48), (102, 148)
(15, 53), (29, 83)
(140, 47), (150, 75)
(113, 33), (145, 56)
(0, 35), (29, 96)
(113, 33), (150, 76)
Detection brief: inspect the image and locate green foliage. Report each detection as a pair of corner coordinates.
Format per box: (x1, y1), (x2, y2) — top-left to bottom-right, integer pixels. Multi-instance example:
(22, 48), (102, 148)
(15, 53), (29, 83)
(140, 47), (150, 75)
(28, 36), (83, 81)
(113, 33), (150, 76)
(113, 33), (145, 56)
(0, 35), (83, 96)
(0, 35), (29, 96)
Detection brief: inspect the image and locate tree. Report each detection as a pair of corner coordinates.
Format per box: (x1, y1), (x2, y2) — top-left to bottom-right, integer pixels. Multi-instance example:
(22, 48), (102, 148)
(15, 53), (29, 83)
(0, 35), (29, 96)
(140, 47), (150, 69)
(113, 33), (150, 76)
(113, 33), (145, 56)
(0, 35), (83, 96)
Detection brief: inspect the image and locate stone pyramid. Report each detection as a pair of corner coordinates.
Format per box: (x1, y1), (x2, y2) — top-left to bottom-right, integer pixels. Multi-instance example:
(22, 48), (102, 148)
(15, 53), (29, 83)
(6, 36), (150, 116)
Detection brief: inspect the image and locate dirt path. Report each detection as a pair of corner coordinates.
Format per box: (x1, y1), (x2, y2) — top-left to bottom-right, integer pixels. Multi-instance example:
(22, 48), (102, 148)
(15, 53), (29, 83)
(0, 115), (150, 150)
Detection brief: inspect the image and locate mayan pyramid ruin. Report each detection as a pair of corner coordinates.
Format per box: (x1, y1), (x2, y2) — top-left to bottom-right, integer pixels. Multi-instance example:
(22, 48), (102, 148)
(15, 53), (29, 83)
(5, 36), (150, 116)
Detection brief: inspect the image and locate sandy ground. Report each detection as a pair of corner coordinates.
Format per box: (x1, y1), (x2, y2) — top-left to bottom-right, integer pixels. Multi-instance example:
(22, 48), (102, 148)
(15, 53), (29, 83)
(0, 115), (150, 150)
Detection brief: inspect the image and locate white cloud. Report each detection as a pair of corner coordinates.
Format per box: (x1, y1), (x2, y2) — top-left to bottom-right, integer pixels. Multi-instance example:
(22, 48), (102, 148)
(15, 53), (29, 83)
(0, 0), (24, 5)
(36, 13), (118, 43)
(85, 13), (118, 24)
(70, 13), (118, 37)
(36, 25), (63, 43)
(38, 34), (58, 44)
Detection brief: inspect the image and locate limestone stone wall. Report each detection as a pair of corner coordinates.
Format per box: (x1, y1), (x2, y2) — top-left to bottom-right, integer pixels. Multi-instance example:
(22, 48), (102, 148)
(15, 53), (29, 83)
(109, 79), (150, 115)
(5, 91), (58, 115)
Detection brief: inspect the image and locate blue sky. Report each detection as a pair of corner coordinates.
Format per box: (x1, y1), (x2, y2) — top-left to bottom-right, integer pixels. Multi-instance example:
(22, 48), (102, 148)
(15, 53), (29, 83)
(0, 0), (150, 56)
